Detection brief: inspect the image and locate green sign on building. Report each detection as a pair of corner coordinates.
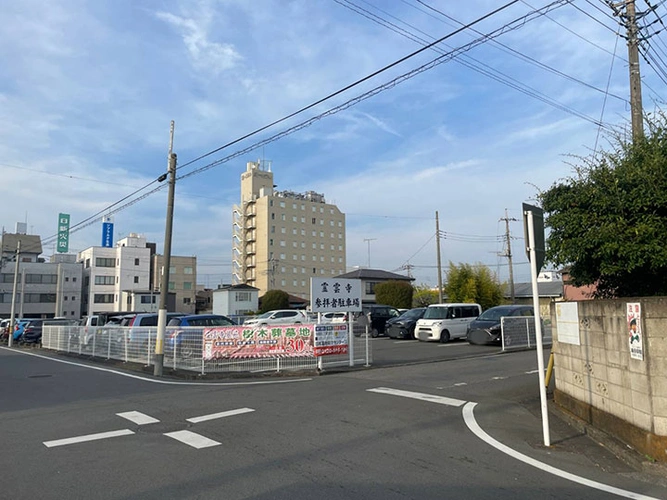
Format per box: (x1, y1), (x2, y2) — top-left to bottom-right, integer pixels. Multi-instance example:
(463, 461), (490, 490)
(57, 213), (70, 253)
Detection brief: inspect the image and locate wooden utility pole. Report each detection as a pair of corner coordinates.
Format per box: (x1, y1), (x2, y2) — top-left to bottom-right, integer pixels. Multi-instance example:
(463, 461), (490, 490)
(625, 0), (644, 140)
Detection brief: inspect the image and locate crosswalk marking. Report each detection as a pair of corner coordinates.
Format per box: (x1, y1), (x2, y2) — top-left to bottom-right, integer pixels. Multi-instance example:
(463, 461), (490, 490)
(44, 429), (134, 448)
(367, 387), (466, 407)
(186, 407), (255, 423)
(116, 411), (160, 425)
(164, 430), (221, 449)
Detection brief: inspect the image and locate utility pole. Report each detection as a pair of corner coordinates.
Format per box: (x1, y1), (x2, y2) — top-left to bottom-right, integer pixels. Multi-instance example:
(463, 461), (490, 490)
(8, 240), (21, 347)
(435, 211), (443, 303)
(363, 238), (376, 268)
(154, 121), (176, 377)
(622, 0), (644, 140)
(500, 209), (519, 303)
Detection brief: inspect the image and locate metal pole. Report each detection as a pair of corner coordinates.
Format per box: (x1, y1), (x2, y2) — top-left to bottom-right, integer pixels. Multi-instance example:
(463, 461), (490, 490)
(155, 121), (176, 376)
(19, 268), (25, 319)
(435, 211), (443, 303)
(527, 210), (550, 447)
(8, 240), (21, 347)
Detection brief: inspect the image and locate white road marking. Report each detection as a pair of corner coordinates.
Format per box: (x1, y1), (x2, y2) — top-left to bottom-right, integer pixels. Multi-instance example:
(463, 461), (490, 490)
(0, 347), (311, 386)
(367, 387), (466, 407)
(436, 342), (470, 347)
(164, 430), (221, 449)
(116, 411), (160, 425)
(44, 429), (134, 448)
(453, 382), (468, 386)
(525, 369), (539, 374)
(393, 340), (418, 344)
(491, 376), (508, 380)
(187, 407), (255, 423)
(462, 402), (659, 500)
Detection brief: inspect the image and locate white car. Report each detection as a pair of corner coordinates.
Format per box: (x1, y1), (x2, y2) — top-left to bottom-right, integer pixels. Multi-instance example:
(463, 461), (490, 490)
(244, 310), (307, 327)
(415, 303), (481, 342)
(320, 312), (348, 323)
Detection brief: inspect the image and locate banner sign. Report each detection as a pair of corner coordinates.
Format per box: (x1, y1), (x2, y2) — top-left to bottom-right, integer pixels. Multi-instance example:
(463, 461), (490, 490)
(627, 302), (644, 361)
(313, 323), (348, 356)
(57, 213), (70, 253)
(202, 324), (314, 360)
(102, 220), (114, 248)
(310, 277), (362, 312)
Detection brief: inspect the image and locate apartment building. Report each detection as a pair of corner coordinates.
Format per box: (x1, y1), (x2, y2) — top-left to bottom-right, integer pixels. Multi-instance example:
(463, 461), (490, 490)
(232, 160), (346, 298)
(0, 231), (83, 318)
(78, 233), (152, 316)
(152, 254), (197, 314)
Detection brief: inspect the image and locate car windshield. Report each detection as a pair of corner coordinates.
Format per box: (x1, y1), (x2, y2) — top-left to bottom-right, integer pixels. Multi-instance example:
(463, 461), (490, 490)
(478, 307), (524, 321)
(423, 307), (449, 319)
(257, 311), (274, 319)
(400, 309), (424, 320)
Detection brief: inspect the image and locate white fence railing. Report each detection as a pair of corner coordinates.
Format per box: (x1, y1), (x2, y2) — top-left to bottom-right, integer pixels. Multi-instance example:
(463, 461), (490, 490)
(500, 316), (551, 351)
(41, 324), (372, 374)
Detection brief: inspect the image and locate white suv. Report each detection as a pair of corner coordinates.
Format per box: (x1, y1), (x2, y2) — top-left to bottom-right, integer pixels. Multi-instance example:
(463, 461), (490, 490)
(415, 303), (481, 343)
(244, 310), (307, 327)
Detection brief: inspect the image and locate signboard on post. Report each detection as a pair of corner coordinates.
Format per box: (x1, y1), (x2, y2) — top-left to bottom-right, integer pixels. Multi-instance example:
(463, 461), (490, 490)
(522, 203), (545, 272)
(310, 278), (362, 312)
(313, 323), (348, 356)
(57, 213), (70, 253)
(627, 302), (644, 361)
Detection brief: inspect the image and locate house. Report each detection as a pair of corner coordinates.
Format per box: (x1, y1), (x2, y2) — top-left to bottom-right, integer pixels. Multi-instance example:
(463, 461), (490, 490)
(506, 281), (564, 318)
(212, 283), (259, 317)
(334, 268), (414, 304)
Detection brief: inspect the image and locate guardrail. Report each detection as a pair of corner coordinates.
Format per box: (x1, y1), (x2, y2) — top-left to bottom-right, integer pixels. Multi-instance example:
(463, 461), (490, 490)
(41, 324), (372, 374)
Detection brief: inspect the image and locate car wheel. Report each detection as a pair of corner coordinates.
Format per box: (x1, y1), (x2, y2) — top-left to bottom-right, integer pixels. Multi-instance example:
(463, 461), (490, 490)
(439, 330), (450, 343)
(371, 328), (379, 338)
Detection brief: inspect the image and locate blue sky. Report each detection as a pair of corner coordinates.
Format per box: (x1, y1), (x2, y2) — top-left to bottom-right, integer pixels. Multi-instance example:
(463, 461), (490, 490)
(1, 0), (664, 289)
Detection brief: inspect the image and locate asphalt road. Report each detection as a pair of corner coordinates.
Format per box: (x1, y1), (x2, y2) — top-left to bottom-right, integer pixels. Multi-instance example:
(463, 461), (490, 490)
(1, 345), (665, 500)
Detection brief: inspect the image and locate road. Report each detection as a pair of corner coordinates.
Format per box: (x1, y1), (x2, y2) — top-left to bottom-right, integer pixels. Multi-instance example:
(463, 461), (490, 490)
(1, 345), (665, 500)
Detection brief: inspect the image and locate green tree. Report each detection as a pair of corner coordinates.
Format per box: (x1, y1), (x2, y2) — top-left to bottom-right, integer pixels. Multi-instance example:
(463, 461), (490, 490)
(412, 284), (439, 307)
(259, 289), (290, 313)
(374, 280), (414, 309)
(539, 113), (667, 297)
(444, 262), (503, 310)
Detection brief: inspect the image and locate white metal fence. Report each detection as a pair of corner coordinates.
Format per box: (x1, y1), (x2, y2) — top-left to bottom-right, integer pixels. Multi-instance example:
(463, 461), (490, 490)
(41, 324), (372, 374)
(500, 316), (551, 351)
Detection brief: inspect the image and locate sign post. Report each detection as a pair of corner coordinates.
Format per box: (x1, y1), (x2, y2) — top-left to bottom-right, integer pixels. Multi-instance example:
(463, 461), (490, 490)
(523, 203), (550, 447)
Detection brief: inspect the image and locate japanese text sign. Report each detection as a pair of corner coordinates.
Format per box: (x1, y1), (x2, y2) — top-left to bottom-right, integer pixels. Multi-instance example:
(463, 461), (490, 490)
(626, 302), (644, 361)
(57, 213), (70, 253)
(202, 324), (314, 360)
(310, 277), (362, 312)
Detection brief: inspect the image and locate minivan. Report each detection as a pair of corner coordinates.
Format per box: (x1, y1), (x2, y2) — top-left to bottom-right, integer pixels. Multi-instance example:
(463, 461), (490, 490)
(415, 303), (481, 342)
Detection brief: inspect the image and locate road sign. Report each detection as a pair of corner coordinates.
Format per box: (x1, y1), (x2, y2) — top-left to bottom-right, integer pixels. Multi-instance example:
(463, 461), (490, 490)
(310, 278), (362, 312)
(522, 203), (545, 272)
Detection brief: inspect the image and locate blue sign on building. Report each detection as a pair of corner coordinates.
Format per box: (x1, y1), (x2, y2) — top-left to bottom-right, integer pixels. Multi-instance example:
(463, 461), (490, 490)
(102, 222), (114, 248)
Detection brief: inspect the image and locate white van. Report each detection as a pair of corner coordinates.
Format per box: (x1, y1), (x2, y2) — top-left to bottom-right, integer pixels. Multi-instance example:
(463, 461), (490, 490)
(415, 303), (481, 342)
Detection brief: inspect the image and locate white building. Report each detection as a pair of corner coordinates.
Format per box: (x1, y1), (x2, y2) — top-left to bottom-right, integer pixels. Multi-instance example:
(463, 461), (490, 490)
(212, 284), (259, 317)
(78, 233), (152, 316)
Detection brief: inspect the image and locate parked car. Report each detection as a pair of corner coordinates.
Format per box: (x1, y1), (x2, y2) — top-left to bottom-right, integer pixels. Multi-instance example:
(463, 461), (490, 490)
(415, 303), (481, 342)
(320, 312), (348, 323)
(124, 313), (186, 344)
(166, 314), (236, 359)
(244, 310), (307, 327)
(386, 307), (426, 339)
(354, 304), (401, 338)
(11, 320), (29, 342)
(0, 318), (10, 340)
(466, 305), (537, 345)
(16, 318), (45, 344)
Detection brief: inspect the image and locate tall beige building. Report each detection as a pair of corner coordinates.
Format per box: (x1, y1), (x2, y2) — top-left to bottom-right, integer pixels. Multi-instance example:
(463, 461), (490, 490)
(232, 160), (346, 298)
(152, 254), (197, 314)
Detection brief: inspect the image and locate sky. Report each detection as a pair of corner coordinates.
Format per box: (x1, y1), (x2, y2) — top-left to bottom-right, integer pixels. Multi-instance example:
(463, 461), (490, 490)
(1, 0), (665, 290)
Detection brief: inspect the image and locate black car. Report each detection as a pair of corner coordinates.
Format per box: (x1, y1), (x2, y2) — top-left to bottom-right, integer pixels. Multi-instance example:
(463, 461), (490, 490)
(354, 304), (401, 338)
(386, 307), (426, 339)
(18, 318), (46, 344)
(466, 305), (535, 345)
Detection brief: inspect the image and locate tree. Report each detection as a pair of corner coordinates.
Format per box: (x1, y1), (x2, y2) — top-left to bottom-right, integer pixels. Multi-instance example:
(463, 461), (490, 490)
(412, 284), (439, 307)
(259, 290), (290, 313)
(444, 262), (504, 310)
(539, 112), (667, 297)
(374, 280), (413, 309)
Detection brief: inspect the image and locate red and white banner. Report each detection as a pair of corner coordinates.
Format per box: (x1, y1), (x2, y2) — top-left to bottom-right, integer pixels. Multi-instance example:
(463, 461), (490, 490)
(202, 324), (314, 360)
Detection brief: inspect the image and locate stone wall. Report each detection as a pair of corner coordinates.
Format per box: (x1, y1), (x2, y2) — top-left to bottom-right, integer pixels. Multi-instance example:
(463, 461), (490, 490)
(551, 297), (667, 462)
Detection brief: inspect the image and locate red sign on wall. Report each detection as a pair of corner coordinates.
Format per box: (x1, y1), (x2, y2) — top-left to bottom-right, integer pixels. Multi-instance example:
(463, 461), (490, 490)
(202, 324), (314, 360)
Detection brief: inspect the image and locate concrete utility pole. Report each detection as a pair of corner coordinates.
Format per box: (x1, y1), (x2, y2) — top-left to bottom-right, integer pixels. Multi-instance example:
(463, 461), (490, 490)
(8, 240), (21, 347)
(154, 121), (176, 377)
(435, 211), (443, 303)
(500, 209), (519, 303)
(625, 0), (644, 140)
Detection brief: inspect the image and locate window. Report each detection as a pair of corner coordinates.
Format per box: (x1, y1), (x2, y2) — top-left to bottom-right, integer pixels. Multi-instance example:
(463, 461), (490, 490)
(292, 203), (297, 209)
(134, 258), (140, 266)
(134, 276), (139, 284)
(270, 239), (273, 246)
(312, 267), (316, 273)
(300, 217), (305, 223)
(281, 279), (286, 286)
(85, 259), (90, 268)
(65, 277), (69, 282)
(281, 214), (285, 221)
(271, 213), (275, 220)
(292, 216), (297, 222)
(183, 297), (191, 305)
(184, 282), (192, 290)
(168, 282), (175, 290)
(235, 291), (251, 302)
(301, 229), (305, 236)
(94, 276), (114, 285)
(280, 241), (286, 247)
(140, 296), (156, 304)
(184, 267), (193, 275)
(64, 296), (68, 301)
(281, 227), (286, 234)
(312, 218), (316, 224)
(96, 257), (115, 268)
(94, 294), (114, 304)
(280, 254), (286, 260)
(338, 221), (342, 227)
(271, 226), (275, 233)
(365, 281), (380, 294)
(26, 274), (58, 284)
(280, 201), (285, 208)
(320, 231), (324, 237)
(330, 221), (334, 226)
(73, 277), (77, 282)
(169, 266), (176, 274)
(312, 243), (317, 249)
(320, 207), (324, 213)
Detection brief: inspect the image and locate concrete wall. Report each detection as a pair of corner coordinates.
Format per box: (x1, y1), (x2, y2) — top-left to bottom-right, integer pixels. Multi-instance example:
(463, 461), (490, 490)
(551, 297), (667, 462)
